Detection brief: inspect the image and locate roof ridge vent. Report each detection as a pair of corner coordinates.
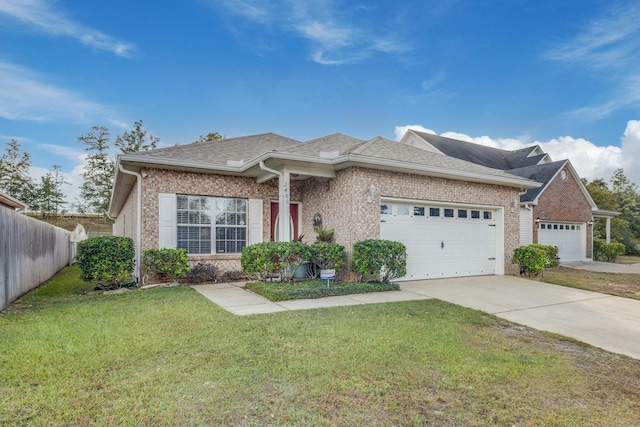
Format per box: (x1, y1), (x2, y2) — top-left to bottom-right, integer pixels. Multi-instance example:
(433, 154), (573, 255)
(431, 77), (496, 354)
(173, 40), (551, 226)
(319, 151), (340, 159)
(226, 159), (244, 167)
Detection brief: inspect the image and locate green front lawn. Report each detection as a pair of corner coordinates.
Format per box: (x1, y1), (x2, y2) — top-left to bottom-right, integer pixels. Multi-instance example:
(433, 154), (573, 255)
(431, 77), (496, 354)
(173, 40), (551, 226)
(2, 266), (640, 426)
(246, 279), (399, 301)
(542, 266), (640, 300)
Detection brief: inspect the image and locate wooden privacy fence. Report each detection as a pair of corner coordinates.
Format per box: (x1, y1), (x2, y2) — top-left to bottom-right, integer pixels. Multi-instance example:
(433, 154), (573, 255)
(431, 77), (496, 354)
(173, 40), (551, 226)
(0, 207), (71, 310)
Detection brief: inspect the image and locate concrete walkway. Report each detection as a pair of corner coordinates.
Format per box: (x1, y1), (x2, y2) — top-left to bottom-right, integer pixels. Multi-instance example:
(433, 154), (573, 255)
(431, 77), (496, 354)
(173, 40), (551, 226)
(193, 275), (640, 359)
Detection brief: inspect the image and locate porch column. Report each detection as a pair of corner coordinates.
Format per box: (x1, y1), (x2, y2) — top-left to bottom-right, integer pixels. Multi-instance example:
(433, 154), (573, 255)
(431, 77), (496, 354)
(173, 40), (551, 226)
(606, 217), (611, 244)
(278, 170), (291, 242)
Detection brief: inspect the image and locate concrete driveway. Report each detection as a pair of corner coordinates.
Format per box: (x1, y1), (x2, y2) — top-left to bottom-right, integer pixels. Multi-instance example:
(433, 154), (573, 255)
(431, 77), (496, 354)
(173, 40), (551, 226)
(401, 275), (640, 359)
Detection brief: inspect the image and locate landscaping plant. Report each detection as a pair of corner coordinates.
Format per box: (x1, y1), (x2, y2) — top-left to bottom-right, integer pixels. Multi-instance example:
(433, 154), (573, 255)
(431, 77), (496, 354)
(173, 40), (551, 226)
(142, 248), (190, 285)
(513, 245), (547, 277)
(350, 239), (407, 283)
(593, 239), (627, 262)
(75, 236), (135, 289)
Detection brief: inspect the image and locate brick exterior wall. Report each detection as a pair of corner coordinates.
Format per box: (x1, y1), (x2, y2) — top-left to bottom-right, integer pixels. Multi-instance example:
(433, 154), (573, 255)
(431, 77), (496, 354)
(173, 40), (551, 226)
(532, 167), (593, 258)
(300, 167), (521, 276)
(114, 165), (522, 279)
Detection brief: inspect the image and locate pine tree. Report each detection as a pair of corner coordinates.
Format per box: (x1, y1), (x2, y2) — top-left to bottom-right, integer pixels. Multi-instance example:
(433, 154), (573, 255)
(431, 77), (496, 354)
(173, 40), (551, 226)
(78, 126), (115, 216)
(114, 119), (159, 153)
(33, 164), (69, 218)
(0, 139), (36, 207)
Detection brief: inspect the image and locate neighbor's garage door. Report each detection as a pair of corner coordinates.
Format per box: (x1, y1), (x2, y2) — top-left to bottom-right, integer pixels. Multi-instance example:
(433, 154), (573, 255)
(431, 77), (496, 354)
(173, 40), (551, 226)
(380, 202), (497, 281)
(538, 222), (585, 261)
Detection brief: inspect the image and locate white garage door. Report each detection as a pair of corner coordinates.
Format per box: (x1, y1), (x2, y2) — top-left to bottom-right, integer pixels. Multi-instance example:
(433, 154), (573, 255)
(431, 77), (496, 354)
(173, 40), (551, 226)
(380, 202), (497, 281)
(538, 222), (585, 261)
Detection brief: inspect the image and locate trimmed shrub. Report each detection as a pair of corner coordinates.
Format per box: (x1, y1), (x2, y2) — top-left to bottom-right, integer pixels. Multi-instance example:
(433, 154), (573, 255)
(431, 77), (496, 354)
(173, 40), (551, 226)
(241, 242), (283, 282)
(513, 245), (547, 277)
(76, 236), (135, 289)
(309, 242), (346, 273)
(530, 244), (559, 267)
(184, 262), (218, 283)
(142, 248), (190, 284)
(278, 241), (312, 282)
(594, 240), (626, 262)
(351, 239), (407, 283)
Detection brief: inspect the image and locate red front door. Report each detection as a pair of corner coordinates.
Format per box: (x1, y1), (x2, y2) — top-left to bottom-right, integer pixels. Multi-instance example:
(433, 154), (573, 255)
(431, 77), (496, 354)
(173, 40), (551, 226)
(270, 202), (299, 241)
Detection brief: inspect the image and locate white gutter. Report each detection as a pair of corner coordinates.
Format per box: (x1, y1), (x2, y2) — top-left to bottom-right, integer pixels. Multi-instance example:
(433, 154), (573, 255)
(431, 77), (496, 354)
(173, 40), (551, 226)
(117, 163), (142, 283)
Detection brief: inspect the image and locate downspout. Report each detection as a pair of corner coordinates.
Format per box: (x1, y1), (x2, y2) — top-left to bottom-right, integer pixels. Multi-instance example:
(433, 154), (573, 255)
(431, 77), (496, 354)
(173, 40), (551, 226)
(118, 163), (142, 283)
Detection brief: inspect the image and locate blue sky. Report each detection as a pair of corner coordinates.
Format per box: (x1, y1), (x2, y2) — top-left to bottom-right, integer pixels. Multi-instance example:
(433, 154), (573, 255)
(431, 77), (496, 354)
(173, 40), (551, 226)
(1, 0), (639, 205)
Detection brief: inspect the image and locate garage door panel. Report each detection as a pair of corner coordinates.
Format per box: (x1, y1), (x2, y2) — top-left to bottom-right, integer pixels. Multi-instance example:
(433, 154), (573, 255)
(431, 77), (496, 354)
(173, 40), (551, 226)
(381, 202), (497, 280)
(538, 222), (585, 261)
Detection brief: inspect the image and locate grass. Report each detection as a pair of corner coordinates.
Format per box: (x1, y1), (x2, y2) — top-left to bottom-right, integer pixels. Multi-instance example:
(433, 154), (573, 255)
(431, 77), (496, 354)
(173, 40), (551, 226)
(616, 255), (640, 265)
(541, 266), (640, 300)
(245, 279), (399, 301)
(2, 267), (640, 426)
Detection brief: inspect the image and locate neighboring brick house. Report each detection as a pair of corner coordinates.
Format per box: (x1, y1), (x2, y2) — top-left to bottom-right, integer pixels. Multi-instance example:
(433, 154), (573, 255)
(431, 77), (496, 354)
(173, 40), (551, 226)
(401, 130), (617, 261)
(109, 132), (540, 282)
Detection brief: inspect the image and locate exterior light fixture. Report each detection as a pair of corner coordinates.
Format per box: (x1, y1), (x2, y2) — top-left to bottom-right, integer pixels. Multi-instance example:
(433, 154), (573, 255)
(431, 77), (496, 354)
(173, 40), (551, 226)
(367, 185), (377, 203)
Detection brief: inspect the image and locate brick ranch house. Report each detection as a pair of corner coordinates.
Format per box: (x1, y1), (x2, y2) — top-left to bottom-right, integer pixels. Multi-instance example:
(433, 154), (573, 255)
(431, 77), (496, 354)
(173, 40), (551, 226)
(108, 131), (607, 283)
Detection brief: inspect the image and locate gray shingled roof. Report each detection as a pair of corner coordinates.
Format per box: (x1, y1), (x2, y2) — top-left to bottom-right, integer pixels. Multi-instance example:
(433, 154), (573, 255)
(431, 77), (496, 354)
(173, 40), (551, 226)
(294, 134), (537, 181)
(413, 131), (544, 169)
(508, 160), (566, 202)
(124, 132), (301, 165)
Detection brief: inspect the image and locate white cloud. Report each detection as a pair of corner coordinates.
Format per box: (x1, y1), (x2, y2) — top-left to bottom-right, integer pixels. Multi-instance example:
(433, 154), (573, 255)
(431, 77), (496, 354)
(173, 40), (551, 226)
(0, 62), (118, 123)
(544, 3), (640, 120)
(0, 0), (134, 57)
(207, 0), (409, 65)
(394, 122), (639, 185)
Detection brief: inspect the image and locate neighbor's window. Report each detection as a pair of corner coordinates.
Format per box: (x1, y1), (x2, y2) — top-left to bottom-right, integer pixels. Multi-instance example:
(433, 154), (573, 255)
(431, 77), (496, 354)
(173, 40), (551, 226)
(176, 195), (247, 255)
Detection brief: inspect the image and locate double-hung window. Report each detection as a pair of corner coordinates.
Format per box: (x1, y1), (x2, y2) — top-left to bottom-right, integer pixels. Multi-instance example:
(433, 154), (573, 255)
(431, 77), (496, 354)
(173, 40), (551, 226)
(215, 198), (247, 254)
(176, 195), (247, 255)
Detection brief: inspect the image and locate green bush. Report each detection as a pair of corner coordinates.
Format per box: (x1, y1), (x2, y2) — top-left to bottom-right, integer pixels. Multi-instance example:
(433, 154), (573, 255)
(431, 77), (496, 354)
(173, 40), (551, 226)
(351, 239), (407, 283)
(513, 245), (547, 277)
(309, 242), (346, 273)
(142, 248), (190, 284)
(241, 242), (284, 282)
(593, 240), (626, 262)
(530, 244), (559, 267)
(76, 236), (135, 289)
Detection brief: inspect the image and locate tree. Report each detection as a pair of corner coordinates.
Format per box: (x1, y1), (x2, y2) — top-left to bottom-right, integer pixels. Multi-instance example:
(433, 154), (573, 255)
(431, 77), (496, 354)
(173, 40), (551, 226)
(195, 132), (224, 143)
(114, 119), (159, 153)
(78, 126), (115, 216)
(0, 139), (36, 207)
(33, 164), (69, 218)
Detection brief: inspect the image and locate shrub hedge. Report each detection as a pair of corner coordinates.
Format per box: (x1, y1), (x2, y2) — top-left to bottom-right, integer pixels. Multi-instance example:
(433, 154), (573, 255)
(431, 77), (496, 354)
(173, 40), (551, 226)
(594, 239), (626, 262)
(513, 245), (547, 277)
(142, 248), (190, 284)
(76, 236), (135, 289)
(350, 239), (407, 283)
